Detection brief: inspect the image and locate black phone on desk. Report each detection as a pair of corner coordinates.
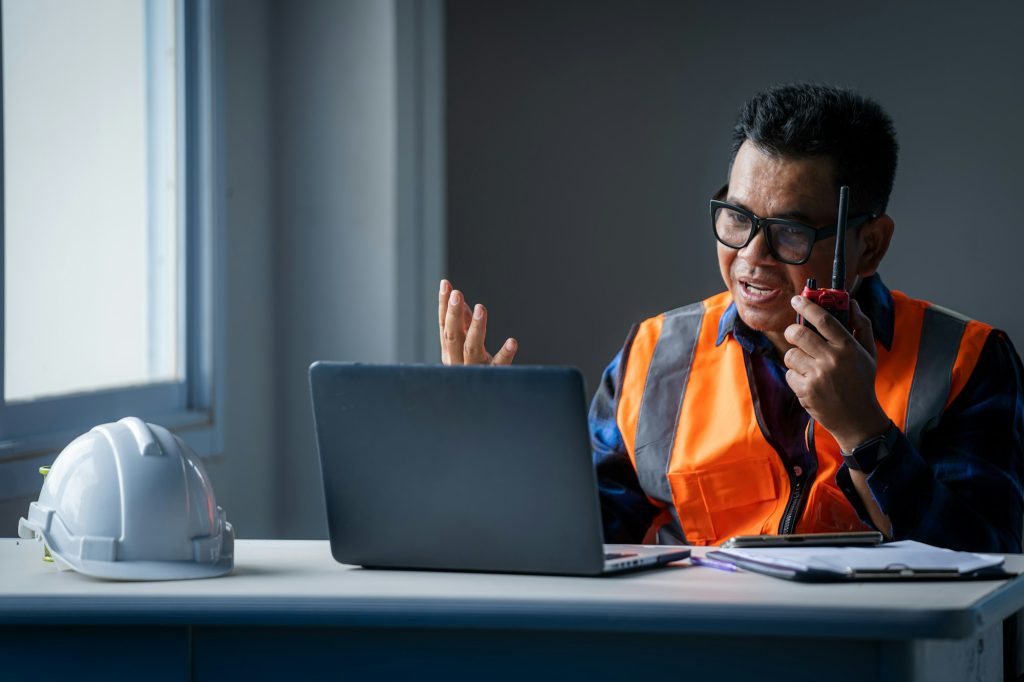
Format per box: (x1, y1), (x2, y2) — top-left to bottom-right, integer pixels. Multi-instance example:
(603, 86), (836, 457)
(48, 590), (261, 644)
(720, 531), (883, 549)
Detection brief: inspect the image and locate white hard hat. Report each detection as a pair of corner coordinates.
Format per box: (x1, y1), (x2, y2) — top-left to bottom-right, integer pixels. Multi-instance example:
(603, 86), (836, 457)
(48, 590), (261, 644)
(18, 417), (234, 580)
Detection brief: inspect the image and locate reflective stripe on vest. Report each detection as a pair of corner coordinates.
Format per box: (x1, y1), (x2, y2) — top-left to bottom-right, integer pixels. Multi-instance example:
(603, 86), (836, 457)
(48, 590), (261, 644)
(616, 289), (992, 545)
(634, 302), (704, 543)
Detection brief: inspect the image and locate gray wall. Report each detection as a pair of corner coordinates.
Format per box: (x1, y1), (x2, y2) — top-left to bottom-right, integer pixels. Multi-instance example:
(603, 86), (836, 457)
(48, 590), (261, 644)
(446, 0), (1024, 394)
(269, 0), (400, 538)
(209, 0), (414, 539)
(204, 0), (276, 538)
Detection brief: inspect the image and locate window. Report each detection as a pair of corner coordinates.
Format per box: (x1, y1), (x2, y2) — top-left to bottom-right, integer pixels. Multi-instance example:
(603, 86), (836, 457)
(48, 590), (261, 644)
(0, 0), (223, 486)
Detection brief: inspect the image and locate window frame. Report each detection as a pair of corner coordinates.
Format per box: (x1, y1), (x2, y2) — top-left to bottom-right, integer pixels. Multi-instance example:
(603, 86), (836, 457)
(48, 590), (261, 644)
(0, 0), (224, 498)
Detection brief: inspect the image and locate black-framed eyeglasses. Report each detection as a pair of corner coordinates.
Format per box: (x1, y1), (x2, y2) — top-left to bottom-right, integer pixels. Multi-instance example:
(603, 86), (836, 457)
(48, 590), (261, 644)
(710, 185), (877, 265)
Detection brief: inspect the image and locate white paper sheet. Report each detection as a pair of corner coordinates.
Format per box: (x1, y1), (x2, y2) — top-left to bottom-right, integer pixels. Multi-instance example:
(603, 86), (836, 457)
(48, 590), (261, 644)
(715, 540), (1005, 576)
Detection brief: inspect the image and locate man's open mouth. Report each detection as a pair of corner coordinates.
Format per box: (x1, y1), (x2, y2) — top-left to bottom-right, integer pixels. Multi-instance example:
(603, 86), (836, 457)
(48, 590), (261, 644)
(738, 279), (782, 302)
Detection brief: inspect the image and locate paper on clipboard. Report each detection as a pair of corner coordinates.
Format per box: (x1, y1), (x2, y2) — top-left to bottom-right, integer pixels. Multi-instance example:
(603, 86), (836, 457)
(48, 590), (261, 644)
(710, 540), (1005, 578)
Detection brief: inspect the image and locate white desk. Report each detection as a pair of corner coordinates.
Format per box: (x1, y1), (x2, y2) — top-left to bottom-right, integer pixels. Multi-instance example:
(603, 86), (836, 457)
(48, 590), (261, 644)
(2, 539), (1023, 681)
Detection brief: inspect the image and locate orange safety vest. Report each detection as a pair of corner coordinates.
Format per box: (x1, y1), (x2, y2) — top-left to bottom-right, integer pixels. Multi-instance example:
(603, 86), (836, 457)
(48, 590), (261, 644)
(615, 289), (992, 546)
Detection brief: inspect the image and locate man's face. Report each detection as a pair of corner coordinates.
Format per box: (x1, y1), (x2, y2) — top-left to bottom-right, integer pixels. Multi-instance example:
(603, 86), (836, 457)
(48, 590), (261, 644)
(718, 140), (862, 337)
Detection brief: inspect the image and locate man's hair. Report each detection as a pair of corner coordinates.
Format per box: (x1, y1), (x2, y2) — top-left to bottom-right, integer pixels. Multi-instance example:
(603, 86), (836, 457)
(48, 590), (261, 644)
(729, 83), (899, 214)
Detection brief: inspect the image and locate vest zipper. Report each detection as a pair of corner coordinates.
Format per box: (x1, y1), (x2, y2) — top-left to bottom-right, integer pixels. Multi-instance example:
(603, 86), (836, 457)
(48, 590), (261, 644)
(741, 353), (814, 536)
(777, 419), (816, 535)
(778, 474), (806, 535)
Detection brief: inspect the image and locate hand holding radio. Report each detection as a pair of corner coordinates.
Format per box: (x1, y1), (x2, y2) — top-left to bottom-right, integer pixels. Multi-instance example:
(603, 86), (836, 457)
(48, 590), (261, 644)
(784, 295), (889, 452)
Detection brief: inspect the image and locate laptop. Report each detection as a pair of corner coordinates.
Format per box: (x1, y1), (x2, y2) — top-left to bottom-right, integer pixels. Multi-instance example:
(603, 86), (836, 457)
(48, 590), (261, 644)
(309, 362), (690, 576)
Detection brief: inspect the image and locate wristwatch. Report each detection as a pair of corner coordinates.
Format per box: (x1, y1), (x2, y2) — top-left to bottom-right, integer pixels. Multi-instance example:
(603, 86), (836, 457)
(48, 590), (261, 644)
(841, 421), (898, 474)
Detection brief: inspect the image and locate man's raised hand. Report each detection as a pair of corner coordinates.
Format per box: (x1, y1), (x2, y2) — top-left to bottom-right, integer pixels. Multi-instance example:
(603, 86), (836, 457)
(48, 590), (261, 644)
(438, 279), (518, 366)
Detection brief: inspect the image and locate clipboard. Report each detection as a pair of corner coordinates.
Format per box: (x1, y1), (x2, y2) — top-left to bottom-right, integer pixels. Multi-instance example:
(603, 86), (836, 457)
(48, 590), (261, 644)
(706, 540), (1015, 582)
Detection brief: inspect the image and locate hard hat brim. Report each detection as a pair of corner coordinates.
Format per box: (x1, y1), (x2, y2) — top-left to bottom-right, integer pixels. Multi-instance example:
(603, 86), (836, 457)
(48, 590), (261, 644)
(20, 512), (235, 581)
(57, 552), (234, 581)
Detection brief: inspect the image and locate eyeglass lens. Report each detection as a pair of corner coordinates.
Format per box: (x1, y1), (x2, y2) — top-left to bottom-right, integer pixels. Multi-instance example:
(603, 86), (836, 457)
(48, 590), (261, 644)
(713, 206), (813, 264)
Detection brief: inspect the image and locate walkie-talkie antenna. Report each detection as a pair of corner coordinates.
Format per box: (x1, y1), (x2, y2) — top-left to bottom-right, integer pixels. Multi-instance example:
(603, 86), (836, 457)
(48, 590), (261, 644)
(832, 186), (849, 291)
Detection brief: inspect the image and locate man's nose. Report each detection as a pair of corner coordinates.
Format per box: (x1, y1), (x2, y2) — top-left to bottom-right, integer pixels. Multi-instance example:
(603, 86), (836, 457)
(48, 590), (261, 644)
(738, 226), (774, 264)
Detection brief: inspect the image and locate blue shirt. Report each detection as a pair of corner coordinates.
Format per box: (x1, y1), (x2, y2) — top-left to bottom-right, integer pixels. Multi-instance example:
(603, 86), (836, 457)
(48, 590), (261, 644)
(589, 275), (1024, 552)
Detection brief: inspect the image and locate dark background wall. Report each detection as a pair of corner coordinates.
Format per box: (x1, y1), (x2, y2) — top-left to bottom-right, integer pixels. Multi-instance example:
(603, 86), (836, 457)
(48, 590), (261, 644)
(446, 0), (1024, 395)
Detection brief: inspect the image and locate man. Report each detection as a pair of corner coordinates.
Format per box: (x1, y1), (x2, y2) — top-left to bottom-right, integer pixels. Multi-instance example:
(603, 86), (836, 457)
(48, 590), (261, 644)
(438, 83), (1024, 553)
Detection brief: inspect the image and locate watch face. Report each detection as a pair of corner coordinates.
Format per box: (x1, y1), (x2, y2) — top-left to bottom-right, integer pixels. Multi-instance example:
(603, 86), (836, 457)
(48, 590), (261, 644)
(841, 423), (897, 473)
(847, 427), (896, 474)
(853, 441), (884, 473)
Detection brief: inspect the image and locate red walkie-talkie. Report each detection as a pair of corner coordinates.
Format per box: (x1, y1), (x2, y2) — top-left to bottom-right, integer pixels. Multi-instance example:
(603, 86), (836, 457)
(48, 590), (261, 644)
(798, 185), (851, 332)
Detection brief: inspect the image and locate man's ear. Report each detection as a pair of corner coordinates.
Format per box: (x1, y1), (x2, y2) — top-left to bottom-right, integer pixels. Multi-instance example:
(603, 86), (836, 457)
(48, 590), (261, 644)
(855, 215), (894, 278)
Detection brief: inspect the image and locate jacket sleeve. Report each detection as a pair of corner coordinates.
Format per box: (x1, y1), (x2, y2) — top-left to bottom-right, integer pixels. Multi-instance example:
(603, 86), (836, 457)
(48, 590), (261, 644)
(837, 331), (1024, 553)
(589, 343), (660, 544)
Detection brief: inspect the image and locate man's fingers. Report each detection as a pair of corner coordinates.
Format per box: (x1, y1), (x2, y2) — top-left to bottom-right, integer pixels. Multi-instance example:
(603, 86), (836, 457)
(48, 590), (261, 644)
(438, 279), (451, 328)
(790, 296), (847, 345)
(783, 321), (829, 359)
(783, 346), (814, 376)
(461, 300), (474, 334)
(849, 299), (877, 359)
(438, 279), (452, 363)
(785, 368), (808, 397)
(444, 289), (466, 364)
(491, 338), (518, 366)
(463, 304), (489, 364)
(437, 281), (515, 367)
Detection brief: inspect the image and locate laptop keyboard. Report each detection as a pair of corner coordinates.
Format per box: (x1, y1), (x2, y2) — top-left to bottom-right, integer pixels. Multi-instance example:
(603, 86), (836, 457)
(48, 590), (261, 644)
(604, 551), (638, 561)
